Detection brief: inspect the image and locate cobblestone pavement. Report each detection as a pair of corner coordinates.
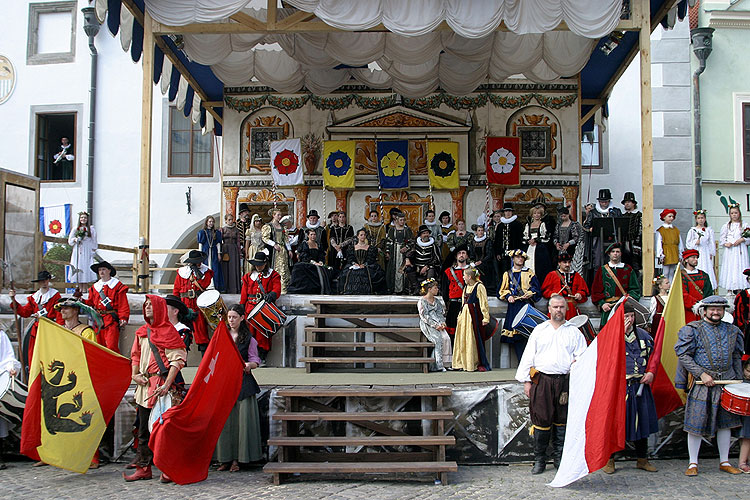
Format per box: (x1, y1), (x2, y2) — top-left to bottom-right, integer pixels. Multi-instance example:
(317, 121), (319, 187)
(2, 458), (748, 499)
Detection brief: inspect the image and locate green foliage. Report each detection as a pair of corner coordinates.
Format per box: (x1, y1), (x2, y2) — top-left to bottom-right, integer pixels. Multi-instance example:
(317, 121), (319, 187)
(43, 244), (72, 282)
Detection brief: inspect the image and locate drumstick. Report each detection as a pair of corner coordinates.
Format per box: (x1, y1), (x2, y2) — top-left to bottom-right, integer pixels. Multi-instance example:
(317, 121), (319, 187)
(695, 380), (744, 385)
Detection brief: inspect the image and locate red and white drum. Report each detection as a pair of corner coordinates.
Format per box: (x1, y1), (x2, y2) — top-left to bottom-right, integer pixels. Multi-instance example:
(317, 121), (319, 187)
(247, 300), (287, 338)
(721, 383), (750, 416)
(569, 315), (597, 345)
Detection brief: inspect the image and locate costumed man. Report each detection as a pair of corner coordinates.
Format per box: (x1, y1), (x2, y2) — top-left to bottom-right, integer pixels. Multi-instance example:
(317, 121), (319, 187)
(52, 136), (74, 180)
(55, 298), (98, 342)
(584, 189), (623, 278)
(364, 209), (387, 268)
(656, 208), (684, 282)
(516, 295), (586, 474)
(8, 270), (64, 369)
(124, 295), (187, 483)
(733, 269), (750, 354)
(441, 245), (471, 338)
(406, 225), (443, 295)
(621, 192), (643, 272)
(498, 249), (542, 362)
(469, 224), (496, 293)
(328, 211), (355, 273)
(280, 215), (299, 266)
(541, 253), (589, 320)
(675, 295), (744, 476)
(591, 243), (641, 327)
(0, 328), (21, 469)
(240, 251), (282, 362)
(423, 209), (442, 243)
(172, 250), (213, 354)
(439, 211), (456, 258)
(262, 208), (291, 294)
(384, 212), (414, 295)
(492, 203), (525, 282)
(164, 294), (194, 351)
(80, 261), (129, 353)
(304, 210), (328, 257)
(602, 302), (659, 474)
(682, 249), (713, 323)
(235, 203), (252, 273)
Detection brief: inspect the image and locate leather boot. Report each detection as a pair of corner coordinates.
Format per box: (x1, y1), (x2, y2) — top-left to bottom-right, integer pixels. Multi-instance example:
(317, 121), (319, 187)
(160, 472), (173, 483)
(636, 458), (657, 472)
(123, 465), (152, 481)
(531, 429), (551, 474)
(602, 458), (615, 474)
(552, 425), (566, 469)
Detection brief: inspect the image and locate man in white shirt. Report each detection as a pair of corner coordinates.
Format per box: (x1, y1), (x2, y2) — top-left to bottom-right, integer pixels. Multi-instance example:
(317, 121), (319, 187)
(515, 295), (587, 474)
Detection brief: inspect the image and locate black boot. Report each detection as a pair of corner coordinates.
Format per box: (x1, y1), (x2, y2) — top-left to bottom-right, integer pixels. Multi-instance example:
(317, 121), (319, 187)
(531, 429), (551, 474)
(552, 425), (566, 469)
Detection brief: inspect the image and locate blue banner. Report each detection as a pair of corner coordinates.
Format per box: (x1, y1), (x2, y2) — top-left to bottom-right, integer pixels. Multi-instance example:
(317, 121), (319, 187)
(376, 140), (409, 190)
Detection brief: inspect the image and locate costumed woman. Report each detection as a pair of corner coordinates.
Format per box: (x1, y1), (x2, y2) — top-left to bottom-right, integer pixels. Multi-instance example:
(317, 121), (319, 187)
(553, 207), (585, 275)
(262, 208), (291, 294)
(649, 275), (670, 333)
(338, 228), (385, 295)
(523, 205), (553, 283)
(220, 213), (243, 294)
(215, 304), (263, 472)
(244, 214), (265, 274)
(197, 215), (224, 292)
(288, 228), (331, 294)
(447, 219), (473, 252)
(469, 224), (496, 293)
(67, 211), (98, 286)
(719, 204), (750, 293)
(417, 278), (452, 371)
(686, 210), (717, 289)
(452, 267), (496, 372)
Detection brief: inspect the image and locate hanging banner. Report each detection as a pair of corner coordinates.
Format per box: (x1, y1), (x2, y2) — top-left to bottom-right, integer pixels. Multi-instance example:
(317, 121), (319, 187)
(40, 204), (72, 253)
(486, 136), (521, 186)
(323, 141), (355, 189)
(376, 140), (409, 190)
(270, 138), (303, 186)
(427, 141), (459, 190)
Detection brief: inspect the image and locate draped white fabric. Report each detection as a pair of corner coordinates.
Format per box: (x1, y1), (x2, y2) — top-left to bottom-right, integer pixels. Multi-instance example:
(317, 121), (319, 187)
(184, 30), (595, 96)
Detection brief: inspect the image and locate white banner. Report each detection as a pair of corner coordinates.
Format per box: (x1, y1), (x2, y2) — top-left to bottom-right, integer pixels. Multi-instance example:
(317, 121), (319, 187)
(270, 138), (303, 186)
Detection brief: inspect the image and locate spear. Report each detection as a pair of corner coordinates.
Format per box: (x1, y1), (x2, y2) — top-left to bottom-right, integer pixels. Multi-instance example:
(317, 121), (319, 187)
(3, 241), (26, 380)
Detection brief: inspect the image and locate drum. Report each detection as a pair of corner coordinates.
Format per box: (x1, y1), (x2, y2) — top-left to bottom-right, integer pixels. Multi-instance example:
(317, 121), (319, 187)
(247, 300), (287, 339)
(569, 315), (597, 345)
(148, 393), (173, 432)
(510, 304), (548, 338)
(196, 289), (227, 331)
(0, 370), (28, 432)
(721, 383), (750, 416)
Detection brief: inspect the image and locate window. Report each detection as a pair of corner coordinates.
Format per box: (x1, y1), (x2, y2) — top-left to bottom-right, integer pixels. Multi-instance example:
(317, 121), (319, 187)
(169, 107), (213, 177)
(743, 103), (750, 181)
(27, 2), (77, 65)
(36, 112), (76, 182)
(581, 124), (602, 169)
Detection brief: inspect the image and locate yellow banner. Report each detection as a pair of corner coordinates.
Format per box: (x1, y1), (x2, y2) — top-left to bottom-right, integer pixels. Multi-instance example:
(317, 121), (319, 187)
(662, 266), (686, 400)
(427, 141), (459, 190)
(323, 140), (355, 189)
(32, 320), (107, 473)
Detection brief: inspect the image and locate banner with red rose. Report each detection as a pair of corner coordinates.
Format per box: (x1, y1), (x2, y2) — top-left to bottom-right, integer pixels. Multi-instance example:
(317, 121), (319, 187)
(270, 138), (303, 186)
(39, 204), (72, 254)
(486, 137), (520, 186)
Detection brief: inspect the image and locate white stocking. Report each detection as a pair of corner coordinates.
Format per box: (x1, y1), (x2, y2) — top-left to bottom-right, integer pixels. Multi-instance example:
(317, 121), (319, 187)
(687, 432), (702, 466)
(717, 428), (732, 464)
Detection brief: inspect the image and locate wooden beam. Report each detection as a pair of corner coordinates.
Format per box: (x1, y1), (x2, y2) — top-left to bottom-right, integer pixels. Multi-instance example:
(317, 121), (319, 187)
(581, 98), (605, 106)
(276, 10), (316, 30)
(229, 11), (266, 31)
(579, 104), (600, 128)
(639, 0), (655, 296)
(138, 11), (154, 293)
(267, 0), (277, 30)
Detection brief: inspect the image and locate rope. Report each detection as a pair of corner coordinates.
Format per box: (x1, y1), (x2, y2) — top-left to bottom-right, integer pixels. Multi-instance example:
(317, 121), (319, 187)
(271, 178), (278, 210)
(485, 181), (492, 224)
(428, 181), (434, 211)
(322, 183), (326, 222)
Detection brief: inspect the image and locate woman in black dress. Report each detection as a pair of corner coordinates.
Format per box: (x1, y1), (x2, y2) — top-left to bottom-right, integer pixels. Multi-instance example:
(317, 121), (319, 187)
(338, 229), (386, 295)
(288, 229), (331, 294)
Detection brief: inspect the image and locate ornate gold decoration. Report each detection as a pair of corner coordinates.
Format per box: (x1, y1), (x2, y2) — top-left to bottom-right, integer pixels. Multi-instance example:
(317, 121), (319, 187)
(357, 112), (443, 128)
(244, 114), (291, 173)
(239, 188), (294, 203)
(562, 185), (579, 201)
(365, 191), (433, 230)
(511, 113), (558, 172)
(505, 188), (563, 204)
(355, 140), (377, 175)
(409, 140), (428, 175)
(223, 187), (239, 202)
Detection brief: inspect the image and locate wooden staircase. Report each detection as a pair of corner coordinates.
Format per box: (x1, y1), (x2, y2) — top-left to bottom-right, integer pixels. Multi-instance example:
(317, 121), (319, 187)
(263, 386), (457, 485)
(300, 298), (433, 373)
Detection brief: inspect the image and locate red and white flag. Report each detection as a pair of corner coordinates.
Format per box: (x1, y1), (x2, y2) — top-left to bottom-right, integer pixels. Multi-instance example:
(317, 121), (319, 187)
(270, 138), (303, 186)
(549, 305), (626, 487)
(486, 136), (520, 186)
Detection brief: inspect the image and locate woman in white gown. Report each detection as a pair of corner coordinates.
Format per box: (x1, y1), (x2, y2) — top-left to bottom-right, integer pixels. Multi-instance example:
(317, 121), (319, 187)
(719, 204), (750, 292)
(685, 209), (717, 289)
(67, 211), (98, 285)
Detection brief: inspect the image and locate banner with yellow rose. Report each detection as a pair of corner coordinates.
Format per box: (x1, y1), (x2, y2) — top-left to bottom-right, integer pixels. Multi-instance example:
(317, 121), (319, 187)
(376, 140), (409, 190)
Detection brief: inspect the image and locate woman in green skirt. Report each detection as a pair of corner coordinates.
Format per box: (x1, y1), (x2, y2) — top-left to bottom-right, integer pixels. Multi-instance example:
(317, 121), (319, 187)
(215, 304), (263, 471)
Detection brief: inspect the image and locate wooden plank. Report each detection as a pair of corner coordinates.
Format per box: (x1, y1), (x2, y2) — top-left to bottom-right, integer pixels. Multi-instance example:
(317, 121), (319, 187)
(277, 388), (452, 397)
(292, 452), (435, 462)
(639, 0), (655, 296)
(308, 313), (415, 319)
(138, 10), (154, 294)
(304, 327), (422, 333)
(300, 357), (433, 364)
(273, 411), (454, 421)
(302, 342), (434, 348)
(263, 461), (458, 474)
(268, 436), (455, 446)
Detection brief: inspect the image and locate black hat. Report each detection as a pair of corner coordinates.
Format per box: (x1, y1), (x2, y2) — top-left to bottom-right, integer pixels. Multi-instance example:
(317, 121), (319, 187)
(249, 250), (269, 267)
(238, 203), (250, 214)
(183, 250), (206, 264)
(441, 243), (469, 271)
(417, 224), (431, 236)
(439, 211), (451, 220)
(557, 252), (572, 262)
(165, 294), (188, 316)
(621, 192), (638, 206)
(31, 270), (53, 282)
(91, 261), (117, 277)
(307, 209), (319, 218)
(502, 202), (514, 211)
(597, 188), (613, 201)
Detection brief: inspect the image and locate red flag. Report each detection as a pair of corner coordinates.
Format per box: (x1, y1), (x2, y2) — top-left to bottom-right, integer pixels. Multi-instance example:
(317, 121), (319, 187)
(486, 136), (520, 186)
(550, 306), (626, 487)
(149, 321), (243, 484)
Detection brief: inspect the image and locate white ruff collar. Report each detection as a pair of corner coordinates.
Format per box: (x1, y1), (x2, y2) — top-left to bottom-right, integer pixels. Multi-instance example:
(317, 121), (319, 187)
(453, 263), (469, 270)
(178, 263), (209, 279)
(306, 220), (321, 229)
(500, 215), (517, 223)
(424, 220), (438, 227)
(33, 288), (58, 304)
(250, 269), (274, 280)
(173, 322), (188, 331)
(473, 234), (487, 242)
(417, 237), (435, 248)
(607, 261), (624, 269)
(661, 223), (674, 228)
(93, 277), (120, 292)
(512, 267), (530, 272)
(366, 220), (383, 227)
(596, 202), (614, 214)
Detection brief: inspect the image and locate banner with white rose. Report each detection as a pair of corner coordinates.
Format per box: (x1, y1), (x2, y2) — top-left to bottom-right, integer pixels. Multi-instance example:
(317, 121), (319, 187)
(486, 137), (520, 186)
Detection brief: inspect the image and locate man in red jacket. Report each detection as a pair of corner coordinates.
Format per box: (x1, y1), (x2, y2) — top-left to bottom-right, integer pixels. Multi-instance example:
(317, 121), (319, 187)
(9, 270), (64, 368)
(541, 253), (589, 320)
(240, 250), (281, 361)
(681, 249), (713, 323)
(173, 250), (213, 354)
(81, 262), (129, 353)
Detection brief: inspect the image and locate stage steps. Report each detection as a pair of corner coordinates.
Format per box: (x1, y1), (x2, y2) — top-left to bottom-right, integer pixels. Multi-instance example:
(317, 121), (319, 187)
(303, 299), (431, 373)
(264, 386), (457, 485)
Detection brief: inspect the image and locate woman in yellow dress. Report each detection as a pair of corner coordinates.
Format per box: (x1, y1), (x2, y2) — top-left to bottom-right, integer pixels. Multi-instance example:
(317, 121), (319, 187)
(452, 268), (496, 372)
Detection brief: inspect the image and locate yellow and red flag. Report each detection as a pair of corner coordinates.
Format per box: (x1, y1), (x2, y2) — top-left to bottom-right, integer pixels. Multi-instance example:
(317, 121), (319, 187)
(645, 267), (687, 418)
(21, 318), (131, 473)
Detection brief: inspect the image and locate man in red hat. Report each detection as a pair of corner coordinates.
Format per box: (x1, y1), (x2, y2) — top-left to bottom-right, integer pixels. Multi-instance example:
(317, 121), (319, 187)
(173, 250), (213, 354)
(591, 243), (641, 327)
(541, 253), (589, 320)
(656, 209), (683, 282)
(240, 250), (282, 362)
(681, 249), (713, 323)
(80, 261), (129, 353)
